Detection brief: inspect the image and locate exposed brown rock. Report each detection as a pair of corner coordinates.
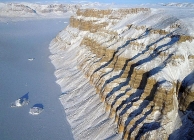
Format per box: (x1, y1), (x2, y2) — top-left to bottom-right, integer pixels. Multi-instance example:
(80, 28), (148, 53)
(178, 35), (194, 43)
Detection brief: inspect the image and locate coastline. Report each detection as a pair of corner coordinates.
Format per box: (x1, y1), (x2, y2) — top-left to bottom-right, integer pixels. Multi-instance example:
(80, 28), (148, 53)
(49, 26), (122, 140)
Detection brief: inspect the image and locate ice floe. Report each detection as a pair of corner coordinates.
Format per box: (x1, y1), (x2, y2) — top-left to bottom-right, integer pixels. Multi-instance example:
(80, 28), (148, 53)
(11, 92), (29, 107)
(28, 58), (35, 61)
(29, 104), (44, 115)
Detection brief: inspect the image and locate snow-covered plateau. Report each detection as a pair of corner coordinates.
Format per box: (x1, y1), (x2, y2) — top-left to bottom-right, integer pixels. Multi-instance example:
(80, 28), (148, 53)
(0, 2), (77, 21)
(0, 2), (112, 21)
(49, 3), (194, 140)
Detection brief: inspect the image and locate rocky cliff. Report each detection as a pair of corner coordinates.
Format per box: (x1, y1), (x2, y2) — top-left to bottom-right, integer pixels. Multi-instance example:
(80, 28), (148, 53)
(49, 6), (194, 140)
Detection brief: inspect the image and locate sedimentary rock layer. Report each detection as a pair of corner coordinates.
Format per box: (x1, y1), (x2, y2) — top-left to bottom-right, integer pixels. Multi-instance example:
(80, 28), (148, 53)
(50, 7), (194, 140)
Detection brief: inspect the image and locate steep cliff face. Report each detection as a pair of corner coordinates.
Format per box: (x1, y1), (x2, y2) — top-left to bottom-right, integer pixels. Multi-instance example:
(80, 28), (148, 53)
(49, 6), (194, 140)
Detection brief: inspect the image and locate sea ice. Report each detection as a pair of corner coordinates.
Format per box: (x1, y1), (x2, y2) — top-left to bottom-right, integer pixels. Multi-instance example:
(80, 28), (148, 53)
(28, 58), (35, 61)
(1, 18), (73, 140)
(11, 98), (29, 107)
(29, 104), (44, 115)
(11, 93), (29, 107)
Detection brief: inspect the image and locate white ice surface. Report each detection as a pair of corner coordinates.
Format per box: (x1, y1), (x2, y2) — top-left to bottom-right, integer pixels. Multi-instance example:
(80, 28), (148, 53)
(11, 98), (29, 107)
(29, 107), (43, 115)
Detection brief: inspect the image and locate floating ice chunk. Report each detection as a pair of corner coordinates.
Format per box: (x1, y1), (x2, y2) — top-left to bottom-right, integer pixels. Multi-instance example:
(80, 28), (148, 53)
(11, 98), (29, 107)
(28, 58), (35, 61)
(29, 104), (44, 115)
(11, 93), (29, 107)
(29, 107), (43, 115)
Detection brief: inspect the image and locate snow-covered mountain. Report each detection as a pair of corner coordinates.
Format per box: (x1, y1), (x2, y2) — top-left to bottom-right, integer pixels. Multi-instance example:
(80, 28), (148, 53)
(0, 2), (115, 18)
(162, 3), (194, 8)
(0, 2), (81, 18)
(49, 4), (194, 140)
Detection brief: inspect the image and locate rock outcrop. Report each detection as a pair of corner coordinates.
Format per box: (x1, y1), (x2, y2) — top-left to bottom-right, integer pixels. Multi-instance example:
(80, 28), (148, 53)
(50, 6), (194, 140)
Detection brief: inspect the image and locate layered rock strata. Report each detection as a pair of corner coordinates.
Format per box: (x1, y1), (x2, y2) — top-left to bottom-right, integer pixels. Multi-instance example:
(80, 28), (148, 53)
(50, 7), (194, 140)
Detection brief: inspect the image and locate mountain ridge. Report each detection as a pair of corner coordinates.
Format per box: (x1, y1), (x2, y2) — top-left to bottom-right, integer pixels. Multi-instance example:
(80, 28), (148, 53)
(49, 6), (194, 139)
(0, 2), (194, 18)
